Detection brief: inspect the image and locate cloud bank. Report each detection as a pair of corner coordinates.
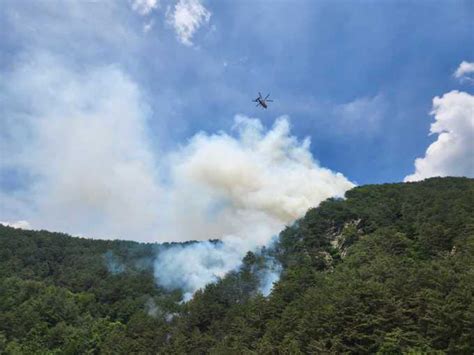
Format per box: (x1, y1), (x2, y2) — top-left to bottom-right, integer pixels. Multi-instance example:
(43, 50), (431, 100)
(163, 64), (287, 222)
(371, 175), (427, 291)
(405, 90), (474, 182)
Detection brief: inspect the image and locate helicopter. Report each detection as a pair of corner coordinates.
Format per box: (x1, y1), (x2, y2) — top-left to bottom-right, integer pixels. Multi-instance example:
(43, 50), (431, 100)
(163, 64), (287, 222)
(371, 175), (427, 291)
(253, 92), (273, 109)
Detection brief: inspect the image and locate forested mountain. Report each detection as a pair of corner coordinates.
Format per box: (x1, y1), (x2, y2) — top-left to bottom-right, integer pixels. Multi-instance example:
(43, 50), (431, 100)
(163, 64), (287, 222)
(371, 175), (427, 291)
(1, 177), (473, 353)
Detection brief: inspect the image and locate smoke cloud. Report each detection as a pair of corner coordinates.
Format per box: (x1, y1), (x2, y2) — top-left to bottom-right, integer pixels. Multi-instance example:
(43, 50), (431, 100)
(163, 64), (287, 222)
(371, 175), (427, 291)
(104, 251), (126, 275)
(160, 116), (354, 242)
(153, 117), (354, 299)
(258, 260), (282, 297)
(1, 54), (354, 300)
(154, 238), (249, 301)
(1, 54), (163, 241)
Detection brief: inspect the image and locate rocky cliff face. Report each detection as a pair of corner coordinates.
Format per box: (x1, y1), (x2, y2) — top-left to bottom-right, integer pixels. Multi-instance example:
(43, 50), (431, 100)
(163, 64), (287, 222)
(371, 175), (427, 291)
(330, 218), (363, 259)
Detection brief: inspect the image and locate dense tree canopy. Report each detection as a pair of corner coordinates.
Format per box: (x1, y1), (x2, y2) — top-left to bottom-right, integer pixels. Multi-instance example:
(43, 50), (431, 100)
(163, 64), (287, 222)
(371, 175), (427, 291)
(1, 177), (473, 353)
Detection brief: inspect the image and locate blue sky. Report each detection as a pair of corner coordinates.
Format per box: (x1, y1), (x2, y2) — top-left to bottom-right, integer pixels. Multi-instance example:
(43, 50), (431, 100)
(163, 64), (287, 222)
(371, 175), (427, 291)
(139, 0), (473, 183)
(1, 0), (473, 240)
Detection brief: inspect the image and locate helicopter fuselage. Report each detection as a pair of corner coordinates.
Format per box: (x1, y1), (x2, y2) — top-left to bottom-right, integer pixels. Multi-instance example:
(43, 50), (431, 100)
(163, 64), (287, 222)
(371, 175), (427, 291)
(253, 93), (272, 108)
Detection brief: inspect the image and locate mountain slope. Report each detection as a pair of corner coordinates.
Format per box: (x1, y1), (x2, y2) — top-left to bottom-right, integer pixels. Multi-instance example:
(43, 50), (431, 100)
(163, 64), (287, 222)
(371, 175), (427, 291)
(1, 177), (473, 354)
(164, 177), (474, 354)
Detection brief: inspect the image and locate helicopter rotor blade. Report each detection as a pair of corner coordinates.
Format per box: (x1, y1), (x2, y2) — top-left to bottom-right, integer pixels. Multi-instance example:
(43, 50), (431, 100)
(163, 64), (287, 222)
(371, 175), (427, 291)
(266, 100), (273, 102)
(265, 93), (270, 99)
(258, 92), (262, 98)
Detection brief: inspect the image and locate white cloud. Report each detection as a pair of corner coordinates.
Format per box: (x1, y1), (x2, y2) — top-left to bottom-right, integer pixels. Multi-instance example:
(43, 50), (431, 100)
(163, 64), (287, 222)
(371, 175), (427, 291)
(0, 220), (31, 229)
(405, 90), (474, 182)
(167, 0), (211, 46)
(454, 61), (474, 83)
(131, 0), (159, 15)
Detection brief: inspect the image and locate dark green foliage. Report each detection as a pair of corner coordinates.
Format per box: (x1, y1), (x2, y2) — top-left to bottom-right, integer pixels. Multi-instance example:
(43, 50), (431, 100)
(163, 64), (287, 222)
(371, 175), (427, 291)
(163, 177), (474, 354)
(0, 177), (473, 353)
(0, 228), (182, 353)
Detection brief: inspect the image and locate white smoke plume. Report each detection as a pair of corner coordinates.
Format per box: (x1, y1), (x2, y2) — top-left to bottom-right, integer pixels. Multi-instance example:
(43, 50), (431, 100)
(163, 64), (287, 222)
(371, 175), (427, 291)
(155, 237), (249, 301)
(160, 116), (354, 242)
(252, 239), (283, 297)
(257, 258), (282, 297)
(153, 117), (354, 299)
(144, 297), (162, 318)
(1, 54), (354, 301)
(103, 251), (126, 275)
(0, 54), (162, 241)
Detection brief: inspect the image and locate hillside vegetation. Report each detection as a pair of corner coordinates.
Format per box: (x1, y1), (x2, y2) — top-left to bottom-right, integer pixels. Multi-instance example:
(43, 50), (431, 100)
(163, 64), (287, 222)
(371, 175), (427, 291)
(1, 177), (473, 353)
